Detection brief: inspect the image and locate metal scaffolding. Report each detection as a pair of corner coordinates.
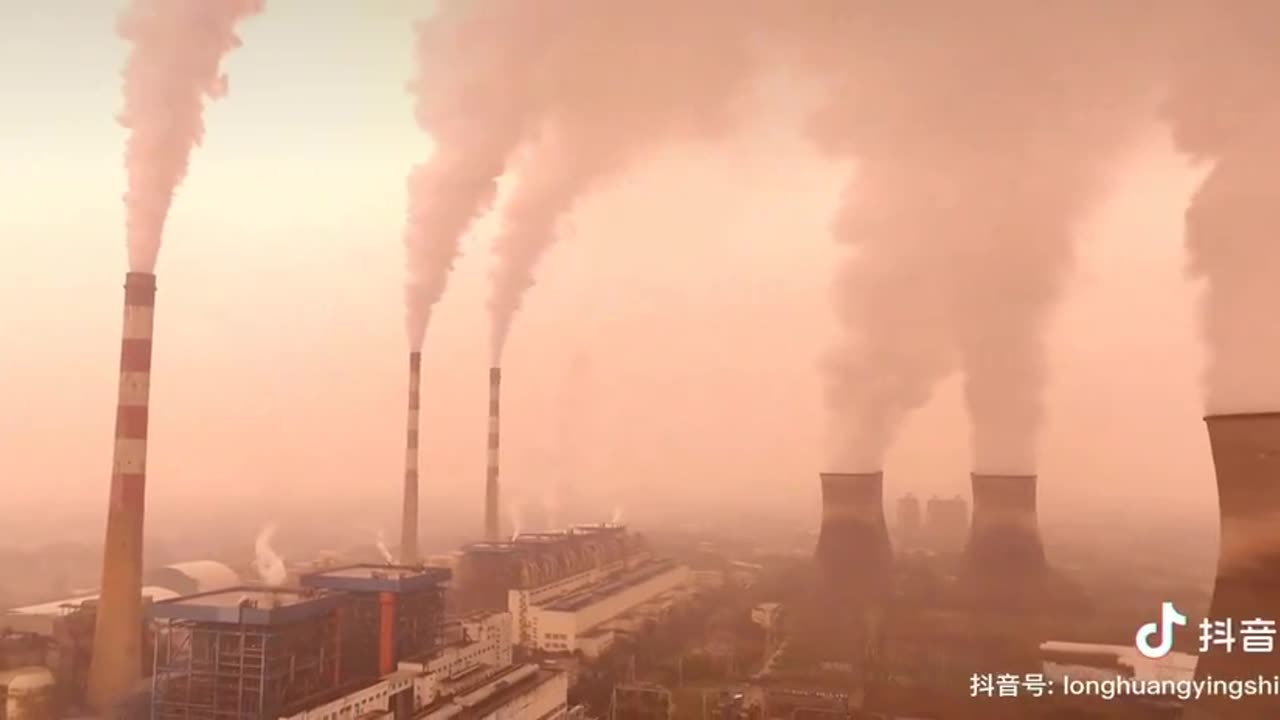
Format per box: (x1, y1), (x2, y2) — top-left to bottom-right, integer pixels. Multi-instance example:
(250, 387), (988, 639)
(149, 589), (348, 720)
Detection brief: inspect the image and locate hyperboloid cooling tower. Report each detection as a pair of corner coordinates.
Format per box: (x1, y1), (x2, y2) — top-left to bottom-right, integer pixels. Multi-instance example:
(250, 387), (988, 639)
(1194, 412), (1280, 715)
(401, 351), (422, 565)
(965, 473), (1046, 574)
(814, 471), (892, 592)
(87, 271), (157, 710)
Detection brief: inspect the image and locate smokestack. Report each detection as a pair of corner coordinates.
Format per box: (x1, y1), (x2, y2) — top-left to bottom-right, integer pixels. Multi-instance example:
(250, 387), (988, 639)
(87, 271), (157, 710)
(401, 352), (422, 565)
(486, 367), (502, 541)
(1195, 413), (1280, 706)
(814, 472), (891, 591)
(965, 473), (1046, 575)
(379, 591), (397, 676)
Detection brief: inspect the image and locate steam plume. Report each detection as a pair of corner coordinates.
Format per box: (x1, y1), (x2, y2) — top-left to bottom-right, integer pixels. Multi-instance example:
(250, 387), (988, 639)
(401, 2), (543, 349)
(1163, 1), (1280, 412)
(117, 0), (262, 272)
(375, 530), (394, 565)
(611, 505), (624, 525)
(253, 524), (287, 586)
(800, 3), (1167, 473)
(404, 0), (759, 362)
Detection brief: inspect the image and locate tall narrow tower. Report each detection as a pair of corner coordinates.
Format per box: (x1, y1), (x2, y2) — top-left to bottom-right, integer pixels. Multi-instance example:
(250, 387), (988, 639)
(485, 367), (502, 540)
(400, 352), (422, 564)
(87, 271), (157, 711)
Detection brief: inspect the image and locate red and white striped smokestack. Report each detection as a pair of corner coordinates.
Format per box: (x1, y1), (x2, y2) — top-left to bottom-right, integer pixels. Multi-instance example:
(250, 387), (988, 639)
(965, 473), (1045, 575)
(485, 367), (502, 541)
(814, 471), (892, 592)
(400, 352), (422, 565)
(87, 271), (157, 711)
(1194, 412), (1280, 713)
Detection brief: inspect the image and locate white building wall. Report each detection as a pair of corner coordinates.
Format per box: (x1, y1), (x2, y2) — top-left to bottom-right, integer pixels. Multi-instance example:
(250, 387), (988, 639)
(399, 612), (513, 709)
(280, 672), (414, 720)
(528, 565), (690, 652)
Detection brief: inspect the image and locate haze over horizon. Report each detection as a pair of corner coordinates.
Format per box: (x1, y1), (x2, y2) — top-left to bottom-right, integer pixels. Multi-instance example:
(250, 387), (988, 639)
(1, 0), (1226, 548)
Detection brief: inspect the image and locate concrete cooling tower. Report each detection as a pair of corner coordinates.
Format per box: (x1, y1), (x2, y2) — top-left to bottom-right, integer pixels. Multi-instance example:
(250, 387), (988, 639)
(1193, 412), (1280, 716)
(965, 473), (1046, 575)
(814, 472), (892, 592)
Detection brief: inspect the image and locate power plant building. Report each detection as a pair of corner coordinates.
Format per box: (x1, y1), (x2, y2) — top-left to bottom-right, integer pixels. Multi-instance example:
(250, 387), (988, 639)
(510, 559), (690, 654)
(451, 525), (693, 655)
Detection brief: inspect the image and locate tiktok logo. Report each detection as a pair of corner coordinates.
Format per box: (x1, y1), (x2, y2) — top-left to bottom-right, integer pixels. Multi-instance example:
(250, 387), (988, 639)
(1135, 601), (1188, 659)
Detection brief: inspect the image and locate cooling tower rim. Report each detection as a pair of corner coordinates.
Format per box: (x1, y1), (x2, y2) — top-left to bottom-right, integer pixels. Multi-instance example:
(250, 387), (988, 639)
(970, 472), (1038, 480)
(1204, 411), (1280, 422)
(819, 470), (883, 480)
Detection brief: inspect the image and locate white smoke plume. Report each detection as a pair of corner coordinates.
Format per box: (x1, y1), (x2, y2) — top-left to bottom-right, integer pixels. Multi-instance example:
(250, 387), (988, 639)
(610, 505), (624, 525)
(787, 2), (1172, 474)
(401, 2), (544, 349)
(409, 0), (759, 362)
(117, 0), (263, 273)
(375, 530), (394, 565)
(253, 524), (287, 586)
(1163, 1), (1280, 413)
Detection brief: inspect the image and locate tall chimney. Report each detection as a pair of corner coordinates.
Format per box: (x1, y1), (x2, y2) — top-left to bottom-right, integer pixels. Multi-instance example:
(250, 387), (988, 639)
(400, 352), (422, 565)
(814, 472), (892, 590)
(965, 473), (1045, 573)
(1193, 412), (1280, 714)
(87, 271), (157, 711)
(486, 367), (502, 541)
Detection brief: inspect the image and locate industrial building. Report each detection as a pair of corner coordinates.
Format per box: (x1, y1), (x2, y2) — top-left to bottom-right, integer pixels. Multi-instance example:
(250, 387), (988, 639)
(0, 560), (243, 717)
(510, 558), (689, 655)
(449, 524), (695, 658)
(136, 557), (578, 720)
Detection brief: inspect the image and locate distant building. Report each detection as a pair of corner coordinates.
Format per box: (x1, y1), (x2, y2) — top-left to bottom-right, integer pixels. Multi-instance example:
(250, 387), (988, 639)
(924, 496), (968, 552)
(895, 494), (923, 549)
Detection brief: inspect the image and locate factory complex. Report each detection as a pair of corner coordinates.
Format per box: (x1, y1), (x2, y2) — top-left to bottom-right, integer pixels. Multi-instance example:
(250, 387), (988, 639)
(0, 521), (706, 720)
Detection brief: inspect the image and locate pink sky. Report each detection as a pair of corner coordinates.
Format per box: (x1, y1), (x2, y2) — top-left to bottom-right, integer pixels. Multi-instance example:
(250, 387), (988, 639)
(0, 1), (1218, 538)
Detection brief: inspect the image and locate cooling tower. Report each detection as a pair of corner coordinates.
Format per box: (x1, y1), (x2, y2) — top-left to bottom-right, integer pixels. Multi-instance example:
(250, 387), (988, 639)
(814, 472), (892, 589)
(1194, 412), (1280, 712)
(965, 473), (1046, 573)
(485, 367), (502, 541)
(400, 352), (422, 565)
(87, 272), (157, 710)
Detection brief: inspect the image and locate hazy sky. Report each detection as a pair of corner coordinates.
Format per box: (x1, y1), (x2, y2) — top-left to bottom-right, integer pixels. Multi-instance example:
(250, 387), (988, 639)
(0, 1), (1217, 541)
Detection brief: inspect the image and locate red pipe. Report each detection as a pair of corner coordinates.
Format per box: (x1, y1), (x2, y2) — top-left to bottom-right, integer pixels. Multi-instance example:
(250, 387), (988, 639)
(379, 592), (397, 675)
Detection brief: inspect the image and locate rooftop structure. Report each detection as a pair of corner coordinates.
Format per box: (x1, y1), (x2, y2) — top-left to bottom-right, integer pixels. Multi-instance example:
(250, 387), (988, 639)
(297, 564), (450, 594)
